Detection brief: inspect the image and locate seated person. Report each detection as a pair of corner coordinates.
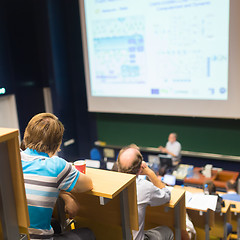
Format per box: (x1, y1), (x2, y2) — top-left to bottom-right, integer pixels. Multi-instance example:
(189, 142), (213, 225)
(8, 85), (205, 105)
(158, 132), (181, 166)
(21, 113), (95, 240)
(117, 144), (174, 240)
(202, 180), (232, 235)
(203, 180), (225, 212)
(221, 180), (240, 202)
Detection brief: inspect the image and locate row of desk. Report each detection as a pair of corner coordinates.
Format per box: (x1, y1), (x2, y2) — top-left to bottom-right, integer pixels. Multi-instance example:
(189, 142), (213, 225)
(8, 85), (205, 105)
(57, 167), (240, 240)
(0, 128), (239, 240)
(60, 168), (186, 240)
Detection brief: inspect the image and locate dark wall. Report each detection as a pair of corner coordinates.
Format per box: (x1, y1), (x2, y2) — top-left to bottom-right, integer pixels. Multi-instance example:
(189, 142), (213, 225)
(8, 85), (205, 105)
(47, 0), (97, 160)
(97, 113), (240, 156)
(1, 0), (97, 160)
(0, 1), (15, 95)
(4, 0), (47, 137)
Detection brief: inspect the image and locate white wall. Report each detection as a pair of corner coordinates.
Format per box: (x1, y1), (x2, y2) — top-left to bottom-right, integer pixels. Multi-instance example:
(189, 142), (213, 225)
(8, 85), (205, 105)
(0, 94), (19, 135)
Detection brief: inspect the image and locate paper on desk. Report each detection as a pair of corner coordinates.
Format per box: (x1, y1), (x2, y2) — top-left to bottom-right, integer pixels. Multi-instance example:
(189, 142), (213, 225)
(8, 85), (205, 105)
(186, 193), (218, 211)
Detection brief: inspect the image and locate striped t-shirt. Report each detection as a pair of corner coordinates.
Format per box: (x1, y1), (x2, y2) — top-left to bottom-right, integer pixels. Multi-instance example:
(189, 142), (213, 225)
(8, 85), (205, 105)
(21, 148), (80, 240)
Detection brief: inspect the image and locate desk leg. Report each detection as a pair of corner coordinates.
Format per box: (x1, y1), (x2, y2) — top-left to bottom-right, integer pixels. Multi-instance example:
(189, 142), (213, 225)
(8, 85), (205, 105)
(205, 210), (210, 240)
(120, 188), (132, 240)
(223, 213), (227, 240)
(237, 213), (240, 239)
(174, 201), (181, 240)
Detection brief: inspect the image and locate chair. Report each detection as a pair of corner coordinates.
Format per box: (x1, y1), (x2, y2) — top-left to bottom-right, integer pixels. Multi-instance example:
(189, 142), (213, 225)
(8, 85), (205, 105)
(90, 148), (102, 161)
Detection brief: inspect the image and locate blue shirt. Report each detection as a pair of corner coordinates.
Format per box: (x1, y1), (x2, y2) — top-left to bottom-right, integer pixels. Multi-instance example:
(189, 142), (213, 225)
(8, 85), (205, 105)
(21, 148), (80, 239)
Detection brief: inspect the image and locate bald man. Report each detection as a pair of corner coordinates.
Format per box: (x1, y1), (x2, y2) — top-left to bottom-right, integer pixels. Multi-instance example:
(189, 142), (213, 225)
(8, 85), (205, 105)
(117, 145), (173, 240)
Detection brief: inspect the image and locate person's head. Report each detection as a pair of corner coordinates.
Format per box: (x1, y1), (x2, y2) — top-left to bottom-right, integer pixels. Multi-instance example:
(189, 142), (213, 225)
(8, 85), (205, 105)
(203, 180), (216, 195)
(23, 113), (64, 156)
(226, 180), (237, 192)
(117, 144), (143, 175)
(168, 133), (177, 143)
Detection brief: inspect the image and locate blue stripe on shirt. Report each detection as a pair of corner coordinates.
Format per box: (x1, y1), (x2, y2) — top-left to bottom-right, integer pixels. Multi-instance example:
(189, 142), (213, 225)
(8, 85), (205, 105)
(28, 205), (53, 230)
(25, 188), (59, 198)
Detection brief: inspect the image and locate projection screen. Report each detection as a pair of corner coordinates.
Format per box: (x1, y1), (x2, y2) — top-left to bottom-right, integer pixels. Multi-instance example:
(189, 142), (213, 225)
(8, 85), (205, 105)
(79, 0), (240, 118)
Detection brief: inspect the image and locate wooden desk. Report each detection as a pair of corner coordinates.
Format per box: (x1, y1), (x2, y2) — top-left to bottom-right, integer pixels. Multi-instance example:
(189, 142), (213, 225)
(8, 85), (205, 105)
(224, 200), (240, 239)
(209, 201), (231, 240)
(184, 167), (239, 190)
(177, 186), (232, 240)
(175, 186), (215, 240)
(144, 188), (186, 240)
(72, 168), (138, 240)
(0, 128), (29, 240)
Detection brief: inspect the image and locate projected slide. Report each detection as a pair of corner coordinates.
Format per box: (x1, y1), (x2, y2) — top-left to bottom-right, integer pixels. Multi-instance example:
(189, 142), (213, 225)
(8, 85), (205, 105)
(84, 0), (229, 100)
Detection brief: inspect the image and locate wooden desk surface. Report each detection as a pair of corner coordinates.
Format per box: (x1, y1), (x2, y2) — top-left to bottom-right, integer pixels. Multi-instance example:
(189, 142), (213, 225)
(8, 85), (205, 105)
(85, 168), (136, 199)
(175, 185), (203, 194)
(168, 187), (185, 208)
(0, 128), (18, 142)
(223, 200), (240, 213)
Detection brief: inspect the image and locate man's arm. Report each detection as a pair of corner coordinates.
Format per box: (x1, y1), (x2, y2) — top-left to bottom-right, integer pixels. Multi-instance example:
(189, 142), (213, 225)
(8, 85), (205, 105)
(159, 145), (176, 157)
(140, 161), (166, 189)
(70, 173), (93, 193)
(59, 191), (80, 219)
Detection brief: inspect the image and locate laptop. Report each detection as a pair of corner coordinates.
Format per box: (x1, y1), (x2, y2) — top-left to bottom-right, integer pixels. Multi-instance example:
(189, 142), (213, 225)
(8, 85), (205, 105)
(158, 154), (173, 168)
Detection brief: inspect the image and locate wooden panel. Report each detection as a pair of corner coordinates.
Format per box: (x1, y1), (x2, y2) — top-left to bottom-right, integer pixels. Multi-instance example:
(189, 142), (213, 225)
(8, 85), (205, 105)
(224, 200), (240, 232)
(0, 128), (29, 239)
(71, 170), (138, 239)
(145, 205), (175, 232)
(85, 168), (136, 199)
(74, 192), (121, 226)
(127, 180), (139, 231)
(8, 137), (29, 230)
(187, 209), (215, 229)
(210, 203), (231, 238)
(145, 188), (186, 232)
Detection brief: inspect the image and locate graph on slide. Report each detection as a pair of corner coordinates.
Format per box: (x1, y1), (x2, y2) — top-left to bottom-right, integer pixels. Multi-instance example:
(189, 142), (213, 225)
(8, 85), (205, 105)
(92, 17), (146, 84)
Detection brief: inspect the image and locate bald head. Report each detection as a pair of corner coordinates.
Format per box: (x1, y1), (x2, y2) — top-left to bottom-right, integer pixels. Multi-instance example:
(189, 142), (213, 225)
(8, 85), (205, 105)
(117, 145), (143, 175)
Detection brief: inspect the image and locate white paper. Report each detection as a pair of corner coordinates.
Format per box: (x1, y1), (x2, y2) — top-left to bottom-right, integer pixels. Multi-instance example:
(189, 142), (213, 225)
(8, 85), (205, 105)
(186, 193), (218, 211)
(86, 159), (100, 169)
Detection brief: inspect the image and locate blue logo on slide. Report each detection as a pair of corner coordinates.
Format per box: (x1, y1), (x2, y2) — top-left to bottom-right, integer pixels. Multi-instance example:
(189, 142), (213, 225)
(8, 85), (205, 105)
(219, 87), (226, 94)
(151, 89), (159, 95)
(208, 88), (215, 95)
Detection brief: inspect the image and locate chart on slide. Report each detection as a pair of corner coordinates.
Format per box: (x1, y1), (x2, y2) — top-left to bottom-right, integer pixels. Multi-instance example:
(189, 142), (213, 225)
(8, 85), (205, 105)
(93, 17), (146, 84)
(84, 0), (229, 100)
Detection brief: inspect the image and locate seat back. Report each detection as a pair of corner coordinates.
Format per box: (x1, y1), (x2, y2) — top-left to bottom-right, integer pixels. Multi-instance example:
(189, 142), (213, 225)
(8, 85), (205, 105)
(90, 148), (102, 161)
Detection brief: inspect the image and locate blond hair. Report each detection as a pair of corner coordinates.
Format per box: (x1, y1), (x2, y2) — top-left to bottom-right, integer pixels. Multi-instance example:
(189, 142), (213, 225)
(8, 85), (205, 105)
(23, 113), (64, 155)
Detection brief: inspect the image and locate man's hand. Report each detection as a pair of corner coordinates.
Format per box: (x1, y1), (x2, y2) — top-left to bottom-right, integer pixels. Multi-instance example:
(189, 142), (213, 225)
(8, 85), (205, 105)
(158, 146), (163, 151)
(139, 161), (150, 175)
(60, 191), (80, 219)
(161, 147), (168, 153)
(139, 161), (166, 189)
